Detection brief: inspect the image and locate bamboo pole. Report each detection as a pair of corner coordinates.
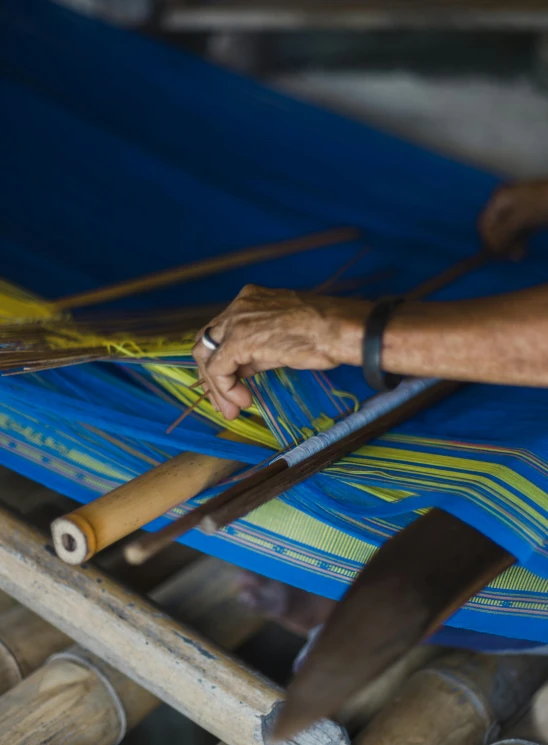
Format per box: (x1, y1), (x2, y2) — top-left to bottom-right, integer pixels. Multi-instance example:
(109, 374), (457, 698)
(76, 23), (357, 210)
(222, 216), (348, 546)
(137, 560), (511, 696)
(354, 651), (548, 745)
(0, 506), (348, 745)
(338, 646), (439, 735)
(51, 429), (247, 565)
(0, 646), (157, 745)
(0, 605), (70, 695)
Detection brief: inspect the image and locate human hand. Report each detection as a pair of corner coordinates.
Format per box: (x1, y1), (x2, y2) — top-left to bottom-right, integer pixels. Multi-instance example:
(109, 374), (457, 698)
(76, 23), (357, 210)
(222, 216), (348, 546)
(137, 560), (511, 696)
(478, 180), (548, 258)
(193, 285), (370, 420)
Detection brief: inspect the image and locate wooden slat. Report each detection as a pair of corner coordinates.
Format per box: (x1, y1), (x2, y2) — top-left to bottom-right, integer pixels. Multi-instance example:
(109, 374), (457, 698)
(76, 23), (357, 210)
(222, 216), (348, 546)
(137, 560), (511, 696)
(161, 0), (548, 31)
(0, 505), (348, 745)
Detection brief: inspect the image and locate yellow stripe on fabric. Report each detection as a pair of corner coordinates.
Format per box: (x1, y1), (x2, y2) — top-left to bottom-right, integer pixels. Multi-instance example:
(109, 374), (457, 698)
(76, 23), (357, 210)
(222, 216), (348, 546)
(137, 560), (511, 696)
(147, 364), (278, 448)
(338, 446), (548, 533)
(241, 498), (377, 566)
(0, 410), (131, 482)
(384, 433), (548, 477)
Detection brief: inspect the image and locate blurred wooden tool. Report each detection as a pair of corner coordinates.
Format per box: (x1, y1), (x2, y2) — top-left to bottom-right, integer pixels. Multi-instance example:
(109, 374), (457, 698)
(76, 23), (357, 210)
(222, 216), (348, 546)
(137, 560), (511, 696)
(271, 508), (514, 741)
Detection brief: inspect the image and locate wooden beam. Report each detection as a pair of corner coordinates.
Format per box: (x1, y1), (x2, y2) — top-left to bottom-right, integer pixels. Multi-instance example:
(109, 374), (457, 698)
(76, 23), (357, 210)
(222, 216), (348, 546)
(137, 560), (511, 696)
(160, 0), (548, 31)
(0, 505), (348, 745)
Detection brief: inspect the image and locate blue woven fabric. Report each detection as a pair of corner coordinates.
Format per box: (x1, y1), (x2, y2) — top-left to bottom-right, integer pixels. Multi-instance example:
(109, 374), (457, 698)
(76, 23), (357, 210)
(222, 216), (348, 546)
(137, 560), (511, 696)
(2, 0), (548, 648)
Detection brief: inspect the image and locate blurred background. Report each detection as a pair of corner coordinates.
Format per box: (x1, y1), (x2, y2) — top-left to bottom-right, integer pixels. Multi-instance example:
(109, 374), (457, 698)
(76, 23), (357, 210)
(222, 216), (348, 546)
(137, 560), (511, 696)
(57, 0), (548, 177)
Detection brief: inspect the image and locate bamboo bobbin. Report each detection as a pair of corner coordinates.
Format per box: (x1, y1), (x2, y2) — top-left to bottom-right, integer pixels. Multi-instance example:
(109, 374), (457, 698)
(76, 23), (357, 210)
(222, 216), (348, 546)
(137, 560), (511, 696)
(0, 605), (70, 696)
(355, 651), (548, 745)
(51, 430), (248, 565)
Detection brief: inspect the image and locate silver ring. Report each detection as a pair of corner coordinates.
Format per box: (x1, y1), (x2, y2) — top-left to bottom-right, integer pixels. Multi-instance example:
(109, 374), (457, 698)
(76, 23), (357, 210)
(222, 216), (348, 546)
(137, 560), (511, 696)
(202, 327), (220, 352)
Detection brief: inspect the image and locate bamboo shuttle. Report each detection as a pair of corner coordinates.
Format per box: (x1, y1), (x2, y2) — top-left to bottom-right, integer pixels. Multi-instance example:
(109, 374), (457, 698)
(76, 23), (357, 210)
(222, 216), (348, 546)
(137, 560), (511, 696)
(51, 429), (249, 565)
(125, 459), (286, 565)
(0, 605), (70, 696)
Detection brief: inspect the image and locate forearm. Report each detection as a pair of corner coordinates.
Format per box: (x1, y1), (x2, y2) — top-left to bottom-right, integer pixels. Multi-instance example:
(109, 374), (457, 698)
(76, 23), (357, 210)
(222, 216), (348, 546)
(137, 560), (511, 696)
(193, 283), (548, 420)
(378, 286), (548, 387)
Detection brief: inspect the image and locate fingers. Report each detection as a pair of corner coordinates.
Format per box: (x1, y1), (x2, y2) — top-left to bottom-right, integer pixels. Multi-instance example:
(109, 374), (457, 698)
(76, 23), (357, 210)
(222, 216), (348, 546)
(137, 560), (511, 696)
(192, 285), (272, 419)
(479, 186), (522, 254)
(193, 328), (254, 420)
(477, 182), (548, 258)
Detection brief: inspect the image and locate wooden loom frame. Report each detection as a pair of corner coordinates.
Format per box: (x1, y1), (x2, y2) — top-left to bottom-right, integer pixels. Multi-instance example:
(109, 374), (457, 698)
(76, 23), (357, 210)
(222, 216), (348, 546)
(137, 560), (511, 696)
(0, 502), (349, 745)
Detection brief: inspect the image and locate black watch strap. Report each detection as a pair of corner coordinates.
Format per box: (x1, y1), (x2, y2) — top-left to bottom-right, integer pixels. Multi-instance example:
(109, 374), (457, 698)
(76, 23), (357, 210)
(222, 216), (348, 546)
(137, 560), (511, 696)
(363, 296), (405, 392)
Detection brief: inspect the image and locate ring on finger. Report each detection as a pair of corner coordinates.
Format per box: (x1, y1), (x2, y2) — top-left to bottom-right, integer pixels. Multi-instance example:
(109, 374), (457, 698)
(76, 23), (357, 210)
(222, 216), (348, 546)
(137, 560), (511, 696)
(202, 327), (220, 352)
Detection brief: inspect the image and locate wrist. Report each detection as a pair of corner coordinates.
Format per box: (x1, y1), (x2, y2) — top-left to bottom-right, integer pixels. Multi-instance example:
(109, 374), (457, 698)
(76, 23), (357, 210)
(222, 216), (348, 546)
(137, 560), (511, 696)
(319, 298), (372, 367)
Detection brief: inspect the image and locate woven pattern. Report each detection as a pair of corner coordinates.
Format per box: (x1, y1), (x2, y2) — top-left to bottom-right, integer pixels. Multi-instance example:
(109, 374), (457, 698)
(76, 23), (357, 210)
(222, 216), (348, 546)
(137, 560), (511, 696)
(2, 0), (548, 644)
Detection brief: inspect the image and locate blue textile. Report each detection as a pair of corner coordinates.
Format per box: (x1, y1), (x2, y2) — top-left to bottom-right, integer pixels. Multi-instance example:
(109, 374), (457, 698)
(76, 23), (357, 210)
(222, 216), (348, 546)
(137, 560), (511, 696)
(2, 0), (548, 648)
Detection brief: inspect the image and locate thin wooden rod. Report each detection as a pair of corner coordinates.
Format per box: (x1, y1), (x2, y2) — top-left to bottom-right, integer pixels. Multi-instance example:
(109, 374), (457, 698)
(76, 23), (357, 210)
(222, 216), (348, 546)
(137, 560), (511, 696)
(202, 380), (459, 533)
(272, 509), (515, 741)
(125, 459), (286, 565)
(52, 227), (359, 312)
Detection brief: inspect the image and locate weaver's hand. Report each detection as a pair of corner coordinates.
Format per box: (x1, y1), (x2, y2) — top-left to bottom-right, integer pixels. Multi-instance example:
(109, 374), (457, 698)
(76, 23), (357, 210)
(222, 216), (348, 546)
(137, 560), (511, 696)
(193, 285), (371, 420)
(479, 180), (548, 257)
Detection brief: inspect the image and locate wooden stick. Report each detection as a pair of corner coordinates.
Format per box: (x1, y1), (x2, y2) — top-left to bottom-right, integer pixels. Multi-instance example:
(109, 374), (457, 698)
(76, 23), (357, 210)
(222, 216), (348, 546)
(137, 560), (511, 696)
(52, 227), (359, 312)
(165, 390), (208, 433)
(128, 379), (457, 559)
(271, 509), (514, 741)
(201, 380), (459, 534)
(51, 429), (249, 565)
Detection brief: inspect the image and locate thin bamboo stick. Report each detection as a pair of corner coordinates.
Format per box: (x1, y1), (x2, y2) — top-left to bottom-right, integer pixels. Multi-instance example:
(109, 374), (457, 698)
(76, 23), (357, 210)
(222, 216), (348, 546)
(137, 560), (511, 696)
(52, 227), (359, 312)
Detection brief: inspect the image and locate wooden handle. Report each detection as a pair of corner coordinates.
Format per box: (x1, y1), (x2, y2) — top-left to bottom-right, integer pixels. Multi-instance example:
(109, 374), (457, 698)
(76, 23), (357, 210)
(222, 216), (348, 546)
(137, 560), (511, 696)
(51, 430), (247, 565)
